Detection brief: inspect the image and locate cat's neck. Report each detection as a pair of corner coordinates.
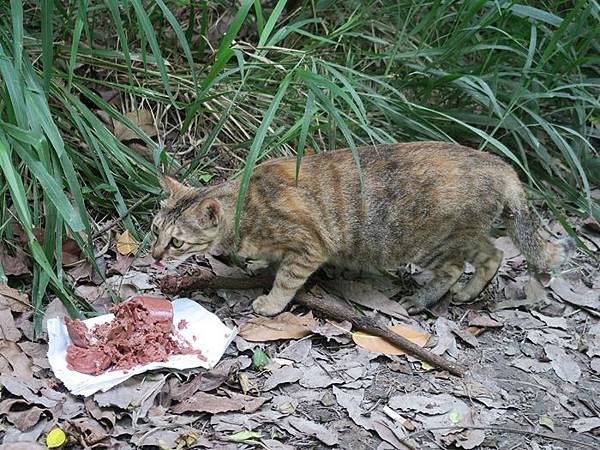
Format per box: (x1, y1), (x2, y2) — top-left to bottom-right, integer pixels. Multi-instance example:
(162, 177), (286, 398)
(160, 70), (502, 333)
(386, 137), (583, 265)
(206, 179), (240, 253)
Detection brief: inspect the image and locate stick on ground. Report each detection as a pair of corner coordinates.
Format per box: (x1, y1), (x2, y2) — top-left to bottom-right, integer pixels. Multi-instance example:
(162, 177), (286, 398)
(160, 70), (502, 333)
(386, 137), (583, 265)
(160, 271), (467, 377)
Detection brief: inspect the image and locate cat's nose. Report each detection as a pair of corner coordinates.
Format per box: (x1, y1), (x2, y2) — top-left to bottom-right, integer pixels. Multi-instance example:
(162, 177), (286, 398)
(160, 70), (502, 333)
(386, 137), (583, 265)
(151, 247), (163, 261)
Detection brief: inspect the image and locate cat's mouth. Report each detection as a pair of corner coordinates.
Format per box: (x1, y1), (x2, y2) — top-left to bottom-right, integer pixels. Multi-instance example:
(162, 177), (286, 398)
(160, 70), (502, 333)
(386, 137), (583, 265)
(161, 252), (208, 271)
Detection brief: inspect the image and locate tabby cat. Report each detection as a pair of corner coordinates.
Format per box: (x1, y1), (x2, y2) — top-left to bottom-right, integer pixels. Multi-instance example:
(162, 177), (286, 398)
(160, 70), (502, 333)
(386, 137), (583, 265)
(151, 142), (575, 316)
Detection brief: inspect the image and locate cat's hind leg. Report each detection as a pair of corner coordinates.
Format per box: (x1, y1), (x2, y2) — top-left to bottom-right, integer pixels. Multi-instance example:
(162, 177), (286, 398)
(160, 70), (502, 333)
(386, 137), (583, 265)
(402, 259), (464, 314)
(452, 238), (503, 303)
(252, 251), (325, 316)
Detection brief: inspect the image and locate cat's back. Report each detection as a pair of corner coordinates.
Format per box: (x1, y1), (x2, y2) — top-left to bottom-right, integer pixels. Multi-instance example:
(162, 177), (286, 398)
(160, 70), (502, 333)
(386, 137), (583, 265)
(242, 142), (514, 265)
(251, 141), (510, 191)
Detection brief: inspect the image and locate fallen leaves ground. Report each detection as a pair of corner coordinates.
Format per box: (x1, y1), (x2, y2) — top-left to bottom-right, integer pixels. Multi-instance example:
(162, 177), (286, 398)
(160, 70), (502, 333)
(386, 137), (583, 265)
(1, 219), (599, 450)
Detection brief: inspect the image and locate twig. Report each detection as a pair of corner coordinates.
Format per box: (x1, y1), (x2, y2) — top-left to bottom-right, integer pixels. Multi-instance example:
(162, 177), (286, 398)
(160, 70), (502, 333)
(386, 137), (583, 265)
(159, 273), (467, 377)
(296, 291), (466, 376)
(92, 193), (152, 239)
(401, 425), (597, 449)
(160, 272), (274, 293)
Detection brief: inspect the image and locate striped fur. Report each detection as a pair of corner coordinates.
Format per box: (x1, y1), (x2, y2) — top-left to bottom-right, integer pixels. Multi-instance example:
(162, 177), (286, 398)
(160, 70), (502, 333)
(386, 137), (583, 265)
(151, 142), (575, 315)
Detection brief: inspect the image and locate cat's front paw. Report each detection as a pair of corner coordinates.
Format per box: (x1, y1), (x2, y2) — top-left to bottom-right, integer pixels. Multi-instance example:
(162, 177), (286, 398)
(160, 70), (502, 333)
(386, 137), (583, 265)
(252, 295), (286, 316)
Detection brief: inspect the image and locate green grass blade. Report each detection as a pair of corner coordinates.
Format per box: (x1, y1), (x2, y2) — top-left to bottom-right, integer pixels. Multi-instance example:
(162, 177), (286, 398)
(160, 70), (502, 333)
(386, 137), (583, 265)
(12, 143), (84, 232)
(254, 0), (265, 35)
(129, 0), (175, 103)
(183, 0), (254, 132)
(295, 89), (315, 181)
(67, 0), (86, 93)
(153, 0), (198, 89)
(40, 0), (54, 93)
(234, 72), (293, 244)
(9, 0), (23, 75)
(106, 0), (134, 85)
(302, 76), (363, 187)
(257, 0), (288, 48)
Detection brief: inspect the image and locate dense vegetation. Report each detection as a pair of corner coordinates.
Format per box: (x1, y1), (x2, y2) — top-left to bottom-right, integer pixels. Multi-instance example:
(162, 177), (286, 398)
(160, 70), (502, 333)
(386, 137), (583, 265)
(0, 0), (598, 330)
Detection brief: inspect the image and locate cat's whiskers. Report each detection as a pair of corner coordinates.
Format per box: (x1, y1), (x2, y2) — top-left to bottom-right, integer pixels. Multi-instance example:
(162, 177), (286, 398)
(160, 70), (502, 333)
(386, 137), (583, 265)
(162, 256), (200, 272)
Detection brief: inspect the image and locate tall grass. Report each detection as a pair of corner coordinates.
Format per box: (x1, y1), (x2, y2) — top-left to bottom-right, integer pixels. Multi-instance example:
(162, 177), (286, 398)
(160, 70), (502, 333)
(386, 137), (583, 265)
(0, 0), (598, 334)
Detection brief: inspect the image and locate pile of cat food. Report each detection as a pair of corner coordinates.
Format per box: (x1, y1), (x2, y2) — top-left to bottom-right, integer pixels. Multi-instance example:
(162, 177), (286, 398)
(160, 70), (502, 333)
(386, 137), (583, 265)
(64, 296), (203, 375)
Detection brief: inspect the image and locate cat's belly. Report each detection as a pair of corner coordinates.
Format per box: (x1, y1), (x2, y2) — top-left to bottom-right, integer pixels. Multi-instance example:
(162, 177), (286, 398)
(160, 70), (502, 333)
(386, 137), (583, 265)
(328, 244), (415, 270)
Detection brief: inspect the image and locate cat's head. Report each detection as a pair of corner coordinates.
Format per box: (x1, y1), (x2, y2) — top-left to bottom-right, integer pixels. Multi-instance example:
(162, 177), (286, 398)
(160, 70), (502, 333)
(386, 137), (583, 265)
(150, 176), (223, 264)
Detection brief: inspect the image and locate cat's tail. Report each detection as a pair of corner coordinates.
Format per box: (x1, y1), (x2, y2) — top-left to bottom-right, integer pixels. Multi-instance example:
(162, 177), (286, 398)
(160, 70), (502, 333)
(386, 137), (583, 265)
(502, 173), (576, 272)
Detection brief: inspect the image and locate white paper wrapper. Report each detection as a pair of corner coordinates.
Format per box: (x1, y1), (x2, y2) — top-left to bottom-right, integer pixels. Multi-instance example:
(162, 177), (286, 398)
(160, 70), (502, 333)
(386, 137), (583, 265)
(47, 298), (237, 396)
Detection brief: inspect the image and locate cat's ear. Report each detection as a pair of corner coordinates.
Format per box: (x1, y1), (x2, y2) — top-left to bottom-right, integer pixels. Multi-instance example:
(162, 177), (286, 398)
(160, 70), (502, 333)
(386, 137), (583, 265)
(200, 198), (221, 227)
(159, 176), (185, 196)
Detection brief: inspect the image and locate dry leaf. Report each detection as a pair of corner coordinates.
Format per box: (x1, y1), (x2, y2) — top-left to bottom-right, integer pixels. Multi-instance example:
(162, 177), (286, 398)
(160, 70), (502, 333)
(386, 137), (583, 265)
(239, 312), (318, 342)
(65, 417), (108, 446)
(109, 253), (134, 275)
(167, 375), (205, 403)
(550, 277), (600, 311)
(0, 246), (30, 277)
(278, 339), (312, 363)
(0, 375), (62, 408)
(113, 109), (157, 142)
(167, 356), (250, 401)
(352, 325), (429, 356)
(75, 285), (109, 311)
(61, 238), (82, 266)
(467, 311), (503, 328)
(0, 341), (33, 378)
(298, 364), (341, 389)
(2, 418), (49, 445)
(84, 398), (116, 427)
(530, 310), (568, 330)
(262, 440), (295, 450)
(571, 417), (600, 432)
(0, 443), (44, 450)
(116, 230), (139, 256)
(332, 387), (373, 429)
(389, 393), (455, 414)
(0, 309), (21, 342)
(451, 326), (479, 348)
(324, 280), (408, 319)
(431, 317), (459, 357)
(18, 342), (50, 370)
(94, 376), (165, 420)
(466, 326), (484, 336)
(238, 372), (252, 395)
(510, 357), (551, 374)
(131, 426), (201, 449)
(262, 366), (303, 391)
(0, 284), (30, 312)
(42, 298), (69, 333)
(0, 398), (46, 431)
(544, 344), (581, 383)
(283, 416), (339, 446)
(170, 392), (267, 414)
(310, 319), (352, 343)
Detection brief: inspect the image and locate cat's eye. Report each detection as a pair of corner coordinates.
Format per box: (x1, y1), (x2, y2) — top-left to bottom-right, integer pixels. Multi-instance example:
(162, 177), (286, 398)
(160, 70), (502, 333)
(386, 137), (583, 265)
(151, 225), (159, 236)
(171, 237), (184, 248)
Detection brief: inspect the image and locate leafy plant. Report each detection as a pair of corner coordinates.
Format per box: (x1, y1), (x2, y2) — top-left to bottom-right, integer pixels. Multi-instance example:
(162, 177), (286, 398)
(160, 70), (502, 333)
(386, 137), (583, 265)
(0, 0), (597, 335)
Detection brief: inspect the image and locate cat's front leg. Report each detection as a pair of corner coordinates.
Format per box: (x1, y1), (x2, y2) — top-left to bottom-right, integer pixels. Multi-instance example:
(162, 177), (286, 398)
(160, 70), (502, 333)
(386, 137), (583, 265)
(252, 253), (325, 316)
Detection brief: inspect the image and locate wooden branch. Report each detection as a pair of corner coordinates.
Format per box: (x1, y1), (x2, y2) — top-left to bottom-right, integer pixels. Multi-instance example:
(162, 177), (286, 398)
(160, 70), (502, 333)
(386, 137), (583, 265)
(160, 271), (274, 293)
(159, 272), (467, 377)
(295, 291), (466, 377)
